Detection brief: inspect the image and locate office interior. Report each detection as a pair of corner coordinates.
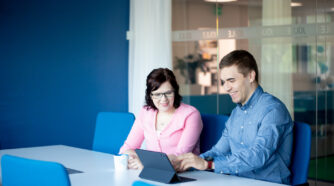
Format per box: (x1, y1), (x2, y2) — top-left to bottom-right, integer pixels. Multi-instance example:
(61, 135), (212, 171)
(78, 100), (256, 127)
(1, 0), (333, 185)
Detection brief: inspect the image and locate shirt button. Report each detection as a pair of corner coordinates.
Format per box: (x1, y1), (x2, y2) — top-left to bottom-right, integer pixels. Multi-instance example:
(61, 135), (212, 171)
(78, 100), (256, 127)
(220, 171), (223, 174)
(241, 142), (244, 145)
(235, 170), (238, 174)
(241, 126), (244, 129)
(244, 110), (247, 114)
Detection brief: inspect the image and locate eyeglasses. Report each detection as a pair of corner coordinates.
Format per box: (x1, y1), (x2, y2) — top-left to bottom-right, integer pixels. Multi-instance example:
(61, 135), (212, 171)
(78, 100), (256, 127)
(151, 90), (174, 99)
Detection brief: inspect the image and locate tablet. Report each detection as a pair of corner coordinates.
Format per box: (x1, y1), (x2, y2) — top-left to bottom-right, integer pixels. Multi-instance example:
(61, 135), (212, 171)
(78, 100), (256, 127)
(135, 149), (196, 184)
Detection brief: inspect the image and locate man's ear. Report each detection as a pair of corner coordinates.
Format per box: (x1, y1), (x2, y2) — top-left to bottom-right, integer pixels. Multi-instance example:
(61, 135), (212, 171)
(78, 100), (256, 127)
(249, 70), (256, 83)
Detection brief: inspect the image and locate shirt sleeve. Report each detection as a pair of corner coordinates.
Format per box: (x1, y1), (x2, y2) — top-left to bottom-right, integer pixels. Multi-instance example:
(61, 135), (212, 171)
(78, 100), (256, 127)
(174, 110), (203, 156)
(213, 107), (291, 174)
(119, 109), (145, 154)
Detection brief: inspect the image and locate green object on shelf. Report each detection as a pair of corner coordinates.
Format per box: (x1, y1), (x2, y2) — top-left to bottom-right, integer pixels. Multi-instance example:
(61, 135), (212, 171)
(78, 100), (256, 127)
(308, 155), (334, 182)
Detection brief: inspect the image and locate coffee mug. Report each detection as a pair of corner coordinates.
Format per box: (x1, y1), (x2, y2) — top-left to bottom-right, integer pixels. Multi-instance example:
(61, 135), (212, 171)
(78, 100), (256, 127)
(113, 154), (129, 171)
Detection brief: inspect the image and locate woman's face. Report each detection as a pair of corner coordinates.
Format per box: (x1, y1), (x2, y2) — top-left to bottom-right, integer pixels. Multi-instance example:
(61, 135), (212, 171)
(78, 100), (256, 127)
(151, 81), (175, 113)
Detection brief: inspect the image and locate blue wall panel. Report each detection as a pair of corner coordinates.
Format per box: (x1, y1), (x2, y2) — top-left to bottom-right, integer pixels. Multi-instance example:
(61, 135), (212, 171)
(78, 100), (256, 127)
(0, 0), (129, 149)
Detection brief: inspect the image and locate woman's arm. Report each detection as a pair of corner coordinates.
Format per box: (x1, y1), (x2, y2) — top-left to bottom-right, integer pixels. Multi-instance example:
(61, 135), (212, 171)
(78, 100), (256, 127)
(175, 110), (203, 155)
(119, 109), (146, 154)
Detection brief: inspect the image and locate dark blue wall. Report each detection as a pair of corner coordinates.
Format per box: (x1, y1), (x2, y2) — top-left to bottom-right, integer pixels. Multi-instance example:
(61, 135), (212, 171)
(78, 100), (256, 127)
(0, 0), (129, 149)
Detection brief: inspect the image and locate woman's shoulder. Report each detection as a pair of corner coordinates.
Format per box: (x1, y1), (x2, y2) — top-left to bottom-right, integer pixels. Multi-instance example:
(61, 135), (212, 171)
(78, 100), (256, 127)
(139, 106), (156, 113)
(136, 106), (156, 117)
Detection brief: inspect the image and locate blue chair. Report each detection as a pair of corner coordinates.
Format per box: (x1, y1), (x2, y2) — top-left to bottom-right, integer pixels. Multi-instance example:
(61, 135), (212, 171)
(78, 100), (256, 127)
(132, 180), (156, 186)
(93, 112), (135, 154)
(290, 121), (311, 186)
(200, 113), (229, 153)
(1, 154), (70, 186)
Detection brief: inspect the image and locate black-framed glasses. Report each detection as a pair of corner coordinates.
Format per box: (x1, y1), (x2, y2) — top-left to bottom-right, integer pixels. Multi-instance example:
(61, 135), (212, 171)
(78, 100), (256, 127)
(151, 90), (174, 99)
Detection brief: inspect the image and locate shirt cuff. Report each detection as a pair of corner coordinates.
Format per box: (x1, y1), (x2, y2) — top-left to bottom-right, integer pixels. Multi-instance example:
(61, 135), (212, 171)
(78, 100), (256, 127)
(213, 155), (238, 175)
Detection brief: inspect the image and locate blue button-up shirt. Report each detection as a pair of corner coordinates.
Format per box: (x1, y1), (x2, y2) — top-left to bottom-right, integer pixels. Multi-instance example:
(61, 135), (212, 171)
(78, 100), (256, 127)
(200, 86), (293, 184)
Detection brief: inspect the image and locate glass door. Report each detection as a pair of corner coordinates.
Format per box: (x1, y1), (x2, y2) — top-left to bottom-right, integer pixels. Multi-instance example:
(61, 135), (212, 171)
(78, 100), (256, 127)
(172, 0), (334, 185)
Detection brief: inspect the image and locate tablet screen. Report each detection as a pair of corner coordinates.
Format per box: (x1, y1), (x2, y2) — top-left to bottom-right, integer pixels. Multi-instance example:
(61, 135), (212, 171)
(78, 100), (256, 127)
(135, 149), (175, 172)
(135, 149), (197, 183)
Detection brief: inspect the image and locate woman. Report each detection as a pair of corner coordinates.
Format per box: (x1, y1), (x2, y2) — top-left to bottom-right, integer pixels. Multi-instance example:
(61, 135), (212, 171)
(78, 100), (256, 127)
(119, 68), (203, 169)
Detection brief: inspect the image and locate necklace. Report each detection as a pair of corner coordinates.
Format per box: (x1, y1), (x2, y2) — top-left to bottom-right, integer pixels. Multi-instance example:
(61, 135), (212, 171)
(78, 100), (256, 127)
(157, 122), (167, 131)
(156, 110), (174, 131)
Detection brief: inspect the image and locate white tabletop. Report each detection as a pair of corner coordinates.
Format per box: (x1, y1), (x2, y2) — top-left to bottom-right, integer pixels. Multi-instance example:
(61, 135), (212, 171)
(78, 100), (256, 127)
(0, 145), (285, 186)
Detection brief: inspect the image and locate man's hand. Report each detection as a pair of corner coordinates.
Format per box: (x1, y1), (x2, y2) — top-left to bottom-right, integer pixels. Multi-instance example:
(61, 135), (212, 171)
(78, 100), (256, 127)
(167, 154), (182, 171)
(176, 153), (208, 172)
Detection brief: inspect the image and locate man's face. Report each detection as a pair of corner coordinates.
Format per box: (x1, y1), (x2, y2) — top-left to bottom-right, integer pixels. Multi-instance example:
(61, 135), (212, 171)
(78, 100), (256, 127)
(220, 65), (255, 105)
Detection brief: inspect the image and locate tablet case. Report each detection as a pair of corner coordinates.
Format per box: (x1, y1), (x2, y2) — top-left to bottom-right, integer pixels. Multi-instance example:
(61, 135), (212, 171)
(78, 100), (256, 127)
(135, 149), (181, 184)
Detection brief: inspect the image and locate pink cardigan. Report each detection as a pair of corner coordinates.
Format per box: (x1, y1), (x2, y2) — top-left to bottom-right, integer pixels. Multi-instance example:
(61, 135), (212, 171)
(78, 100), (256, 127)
(119, 103), (203, 156)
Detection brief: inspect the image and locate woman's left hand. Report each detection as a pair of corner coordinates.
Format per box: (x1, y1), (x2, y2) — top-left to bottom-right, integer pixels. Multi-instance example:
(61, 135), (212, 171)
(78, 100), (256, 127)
(127, 154), (143, 170)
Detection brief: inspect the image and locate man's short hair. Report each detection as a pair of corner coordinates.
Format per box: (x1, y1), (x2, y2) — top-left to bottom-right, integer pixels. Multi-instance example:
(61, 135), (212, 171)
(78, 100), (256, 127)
(219, 50), (259, 83)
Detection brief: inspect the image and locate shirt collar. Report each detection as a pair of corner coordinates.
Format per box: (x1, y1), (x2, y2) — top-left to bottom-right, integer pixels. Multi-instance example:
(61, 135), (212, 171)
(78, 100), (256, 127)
(237, 85), (263, 110)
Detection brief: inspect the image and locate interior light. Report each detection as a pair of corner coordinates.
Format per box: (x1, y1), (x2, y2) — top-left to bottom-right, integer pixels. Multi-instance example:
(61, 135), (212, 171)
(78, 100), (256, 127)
(204, 0), (237, 3)
(291, 2), (302, 7)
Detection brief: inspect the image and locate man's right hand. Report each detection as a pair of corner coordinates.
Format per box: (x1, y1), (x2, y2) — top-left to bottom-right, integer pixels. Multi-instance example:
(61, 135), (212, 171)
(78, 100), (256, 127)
(175, 153), (209, 172)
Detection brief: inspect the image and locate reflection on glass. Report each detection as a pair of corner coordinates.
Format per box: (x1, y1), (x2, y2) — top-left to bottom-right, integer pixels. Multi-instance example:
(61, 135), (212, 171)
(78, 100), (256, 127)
(172, 0), (334, 184)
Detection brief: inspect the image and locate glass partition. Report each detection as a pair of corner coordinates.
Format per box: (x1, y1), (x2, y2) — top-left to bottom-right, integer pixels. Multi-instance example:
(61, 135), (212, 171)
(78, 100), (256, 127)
(172, 0), (334, 184)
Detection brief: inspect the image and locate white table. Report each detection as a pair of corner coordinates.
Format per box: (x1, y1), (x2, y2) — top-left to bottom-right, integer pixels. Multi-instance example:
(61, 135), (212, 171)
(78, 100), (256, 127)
(0, 145), (285, 186)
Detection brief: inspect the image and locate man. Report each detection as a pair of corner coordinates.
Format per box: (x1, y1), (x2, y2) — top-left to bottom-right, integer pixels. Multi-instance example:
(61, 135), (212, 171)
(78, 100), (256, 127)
(175, 50), (293, 184)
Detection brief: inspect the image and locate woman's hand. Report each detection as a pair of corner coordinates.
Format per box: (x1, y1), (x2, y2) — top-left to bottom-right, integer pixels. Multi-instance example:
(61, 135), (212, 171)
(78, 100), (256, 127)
(123, 149), (137, 157)
(128, 155), (143, 170)
(123, 149), (143, 170)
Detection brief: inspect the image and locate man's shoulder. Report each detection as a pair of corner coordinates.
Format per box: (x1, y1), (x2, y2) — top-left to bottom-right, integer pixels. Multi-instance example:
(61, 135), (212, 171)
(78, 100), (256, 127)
(258, 92), (286, 108)
(257, 92), (292, 121)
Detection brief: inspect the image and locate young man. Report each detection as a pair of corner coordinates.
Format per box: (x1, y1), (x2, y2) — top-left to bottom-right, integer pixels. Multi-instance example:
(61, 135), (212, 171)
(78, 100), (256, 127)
(175, 50), (293, 184)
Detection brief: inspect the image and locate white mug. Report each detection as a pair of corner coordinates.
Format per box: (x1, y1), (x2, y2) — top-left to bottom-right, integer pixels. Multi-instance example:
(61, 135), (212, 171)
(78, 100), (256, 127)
(113, 154), (129, 171)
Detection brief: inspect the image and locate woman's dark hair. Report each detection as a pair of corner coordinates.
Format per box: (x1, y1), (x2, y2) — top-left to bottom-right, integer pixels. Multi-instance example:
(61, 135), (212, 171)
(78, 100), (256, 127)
(145, 68), (182, 110)
(219, 50), (259, 83)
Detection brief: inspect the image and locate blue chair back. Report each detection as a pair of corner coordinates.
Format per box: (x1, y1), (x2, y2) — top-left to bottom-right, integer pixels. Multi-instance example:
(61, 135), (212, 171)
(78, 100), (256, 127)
(200, 113), (229, 153)
(290, 121), (311, 185)
(93, 112), (135, 154)
(1, 154), (70, 186)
